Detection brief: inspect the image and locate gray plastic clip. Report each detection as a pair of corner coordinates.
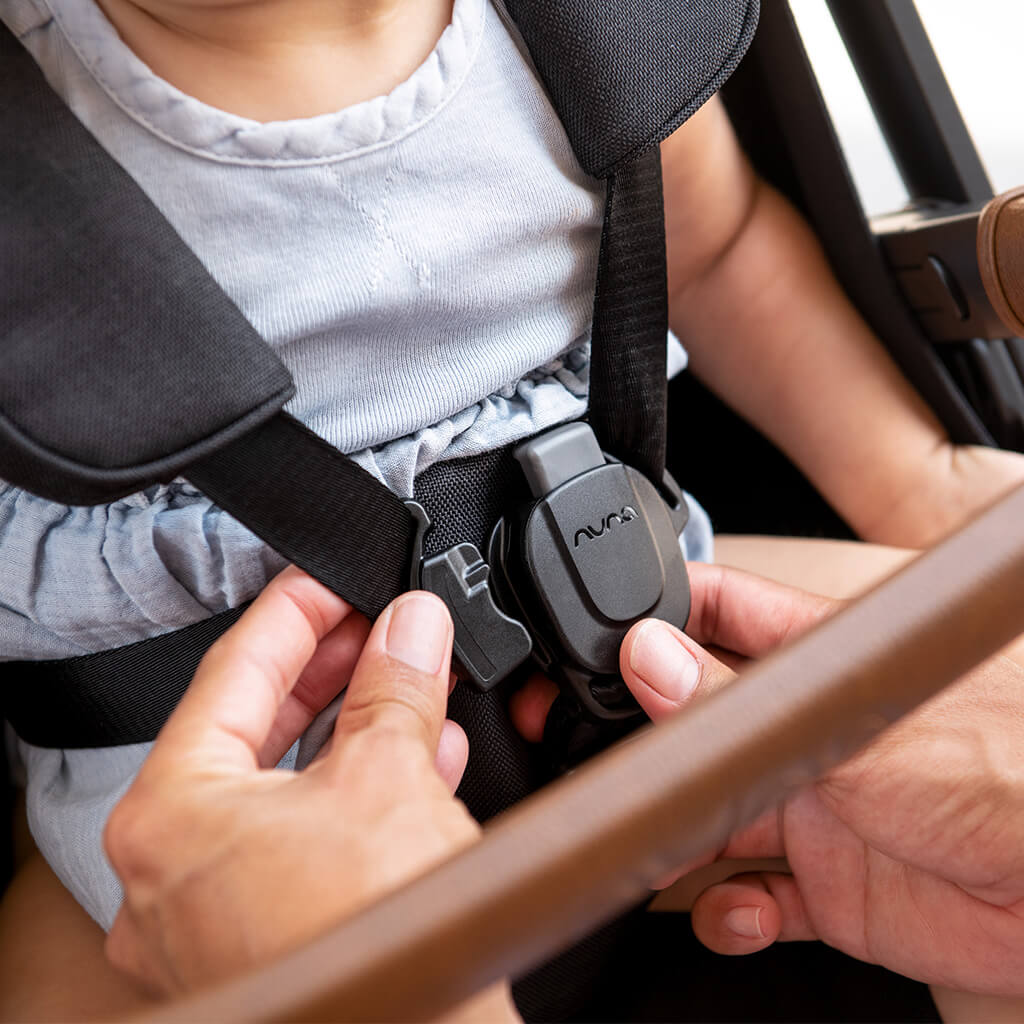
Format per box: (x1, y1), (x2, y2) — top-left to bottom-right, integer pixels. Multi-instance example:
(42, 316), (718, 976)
(514, 422), (605, 498)
(404, 500), (532, 691)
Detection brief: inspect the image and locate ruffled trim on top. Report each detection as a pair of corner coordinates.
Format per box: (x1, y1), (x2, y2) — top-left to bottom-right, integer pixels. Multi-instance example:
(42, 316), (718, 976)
(42, 0), (486, 165)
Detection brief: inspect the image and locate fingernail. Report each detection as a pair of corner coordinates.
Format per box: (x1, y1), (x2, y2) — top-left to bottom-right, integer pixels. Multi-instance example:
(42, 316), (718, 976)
(628, 621), (700, 702)
(724, 906), (765, 940)
(385, 594), (450, 675)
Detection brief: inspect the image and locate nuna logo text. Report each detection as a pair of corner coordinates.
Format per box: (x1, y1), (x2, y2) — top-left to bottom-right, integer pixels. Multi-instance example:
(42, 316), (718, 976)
(573, 506), (639, 547)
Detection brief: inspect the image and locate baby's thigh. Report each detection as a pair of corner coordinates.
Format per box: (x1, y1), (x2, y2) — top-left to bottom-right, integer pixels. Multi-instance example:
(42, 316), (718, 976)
(713, 534), (917, 599)
(0, 849), (156, 1021)
(930, 986), (1024, 1023)
(714, 534), (1024, 668)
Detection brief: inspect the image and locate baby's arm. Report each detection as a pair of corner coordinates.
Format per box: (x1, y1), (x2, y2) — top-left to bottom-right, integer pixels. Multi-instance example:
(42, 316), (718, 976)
(661, 97), (1024, 548)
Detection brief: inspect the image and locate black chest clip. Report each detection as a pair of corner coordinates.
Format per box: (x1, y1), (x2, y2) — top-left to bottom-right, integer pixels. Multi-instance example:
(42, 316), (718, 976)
(409, 423), (691, 723)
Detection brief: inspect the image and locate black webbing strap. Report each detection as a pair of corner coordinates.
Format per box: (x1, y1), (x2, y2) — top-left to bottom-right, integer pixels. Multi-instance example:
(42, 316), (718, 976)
(3, 607), (247, 749)
(176, 146), (669, 610)
(177, 144), (670, 604)
(588, 148), (668, 482)
(184, 412), (415, 621)
(177, 145), (669, 607)
(2, 441), (530, 750)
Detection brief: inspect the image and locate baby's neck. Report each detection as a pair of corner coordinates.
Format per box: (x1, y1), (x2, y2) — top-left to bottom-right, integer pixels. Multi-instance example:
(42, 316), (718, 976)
(95, 0), (454, 120)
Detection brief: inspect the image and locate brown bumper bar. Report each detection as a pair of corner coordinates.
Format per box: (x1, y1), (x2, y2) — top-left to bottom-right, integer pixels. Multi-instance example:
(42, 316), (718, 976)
(143, 481), (1024, 1022)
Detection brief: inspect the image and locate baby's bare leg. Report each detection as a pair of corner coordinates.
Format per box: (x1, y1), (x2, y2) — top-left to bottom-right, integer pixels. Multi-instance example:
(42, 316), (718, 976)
(713, 533), (917, 598)
(930, 986), (1024, 1024)
(0, 802), (156, 1022)
(715, 534), (1024, 667)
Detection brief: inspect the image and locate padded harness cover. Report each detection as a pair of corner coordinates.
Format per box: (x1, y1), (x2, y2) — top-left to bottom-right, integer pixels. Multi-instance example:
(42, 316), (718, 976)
(0, 0), (758, 508)
(505, 0), (760, 178)
(0, 26), (295, 506)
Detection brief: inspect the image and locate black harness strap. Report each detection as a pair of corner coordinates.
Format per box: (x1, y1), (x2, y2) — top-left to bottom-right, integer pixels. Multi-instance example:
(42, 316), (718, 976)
(588, 148), (668, 483)
(0, 18), (418, 622)
(185, 412), (415, 621)
(2, 442), (531, 752)
(502, 0), (760, 479)
(3, 607), (247, 750)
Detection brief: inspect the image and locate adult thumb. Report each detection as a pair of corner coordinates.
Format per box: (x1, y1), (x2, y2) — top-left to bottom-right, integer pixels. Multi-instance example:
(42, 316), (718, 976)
(330, 591), (454, 754)
(620, 619), (737, 722)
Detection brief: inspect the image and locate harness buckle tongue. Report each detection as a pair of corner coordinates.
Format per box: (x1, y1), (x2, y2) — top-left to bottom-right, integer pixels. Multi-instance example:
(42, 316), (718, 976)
(404, 500), (532, 691)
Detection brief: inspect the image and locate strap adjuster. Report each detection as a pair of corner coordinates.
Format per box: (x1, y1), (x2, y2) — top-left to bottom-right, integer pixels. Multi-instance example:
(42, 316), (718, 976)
(405, 501), (532, 691)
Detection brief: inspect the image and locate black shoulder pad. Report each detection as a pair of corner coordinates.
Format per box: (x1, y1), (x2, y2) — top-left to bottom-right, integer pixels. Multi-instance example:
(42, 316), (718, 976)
(504, 0), (759, 178)
(0, 27), (294, 506)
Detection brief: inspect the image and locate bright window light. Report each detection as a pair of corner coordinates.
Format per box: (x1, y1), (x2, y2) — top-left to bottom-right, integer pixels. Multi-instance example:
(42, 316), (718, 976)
(788, 0), (909, 217)
(914, 0), (1024, 194)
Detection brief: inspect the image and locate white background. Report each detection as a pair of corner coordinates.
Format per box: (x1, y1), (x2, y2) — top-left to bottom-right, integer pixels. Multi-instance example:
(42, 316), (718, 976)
(790, 0), (1024, 216)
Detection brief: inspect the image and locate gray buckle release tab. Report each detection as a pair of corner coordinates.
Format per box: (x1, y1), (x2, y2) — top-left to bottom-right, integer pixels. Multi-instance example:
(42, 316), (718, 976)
(405, 501), (532, 691)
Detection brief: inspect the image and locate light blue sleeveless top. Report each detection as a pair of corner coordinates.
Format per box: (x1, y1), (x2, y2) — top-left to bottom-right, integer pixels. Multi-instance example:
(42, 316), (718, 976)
(1, 0), (713, 928)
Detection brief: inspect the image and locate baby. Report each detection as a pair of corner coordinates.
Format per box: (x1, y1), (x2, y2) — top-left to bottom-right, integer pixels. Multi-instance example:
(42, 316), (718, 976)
(2, 0), (1024, 1018)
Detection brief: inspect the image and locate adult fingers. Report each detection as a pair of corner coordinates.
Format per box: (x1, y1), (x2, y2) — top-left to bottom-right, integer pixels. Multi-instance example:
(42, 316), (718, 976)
(258, 609), (371, 767)
(148, 567), (354, 776)
(691, 873), (816, 955)
(509, 673), (560, 744)
(298, 716), (467, 792)
(653, 809), (788, 891)
(515, 567), (834, 738)
(685, 563), (838, 658)
(619, 618), (737, 722)
(512, 622), (751, 740)
(436, 719), (469, 794)
(718, 808), (787, 861)
(330, 591), (454, 756)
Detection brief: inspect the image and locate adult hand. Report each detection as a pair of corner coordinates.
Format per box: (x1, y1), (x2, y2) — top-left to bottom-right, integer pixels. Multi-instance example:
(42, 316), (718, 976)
(104, 567), (519, 1019)
(615, 564), (1024, 997)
